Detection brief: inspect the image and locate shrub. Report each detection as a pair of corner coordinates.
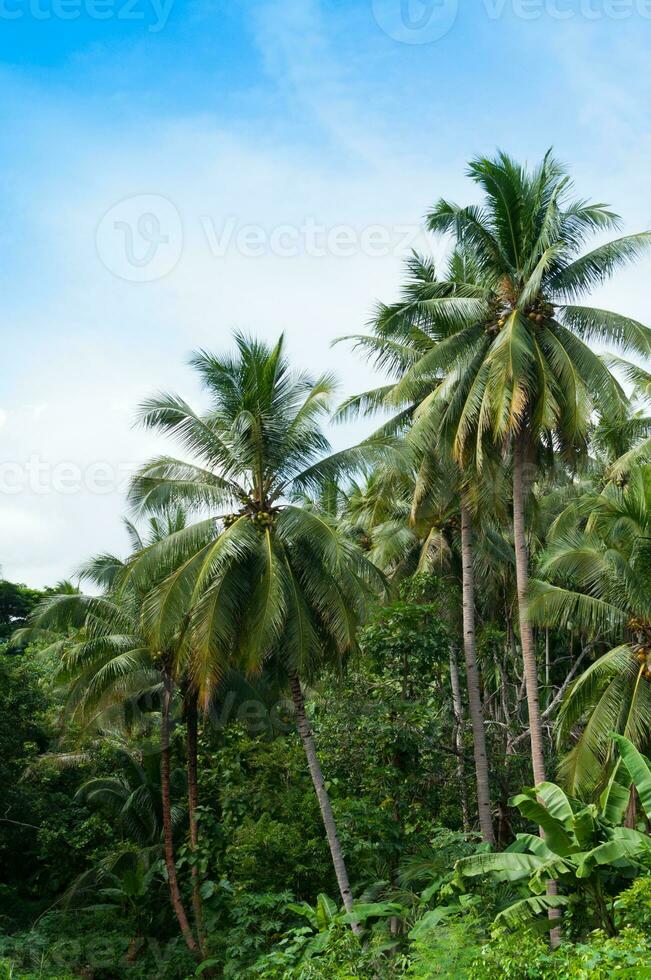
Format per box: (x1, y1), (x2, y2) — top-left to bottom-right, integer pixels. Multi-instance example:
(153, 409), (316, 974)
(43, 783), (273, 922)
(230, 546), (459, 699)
(469, 926), (651, 979)
(614, 875), (651, 933)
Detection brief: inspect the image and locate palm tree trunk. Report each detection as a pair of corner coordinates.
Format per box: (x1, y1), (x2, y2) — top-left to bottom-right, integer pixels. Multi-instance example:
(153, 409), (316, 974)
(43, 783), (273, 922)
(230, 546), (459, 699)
(185, 692), (206, 954)
(161, 674), (199, 958)
(460, 496), (495, 845)
(289, 672), (362, 935)
(448, 645), (471, 833)
(512, 433), (546, 786)
(545, 628), (551, 690)
(512, 431), (561, 945)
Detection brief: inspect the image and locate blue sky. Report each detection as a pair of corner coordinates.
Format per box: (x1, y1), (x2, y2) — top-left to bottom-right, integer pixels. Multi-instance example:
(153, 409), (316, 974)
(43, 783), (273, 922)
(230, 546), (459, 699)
(2, 0), (651, 585)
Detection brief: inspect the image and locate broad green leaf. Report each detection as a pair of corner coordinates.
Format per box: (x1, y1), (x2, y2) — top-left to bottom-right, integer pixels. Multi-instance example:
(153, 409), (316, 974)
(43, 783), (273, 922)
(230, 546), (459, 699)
(611, 732), (651, 820)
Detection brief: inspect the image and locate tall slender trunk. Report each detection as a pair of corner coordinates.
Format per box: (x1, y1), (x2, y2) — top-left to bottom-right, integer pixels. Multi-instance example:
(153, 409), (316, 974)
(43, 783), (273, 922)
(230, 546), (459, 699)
(545, 628), (551, 690)
(460, 496), (495, 845)
(512, 432), (561, 945)
(448, 646), (471, 833)
(289, 672), (362, 935)
(185, 692), (206, 954)
(512, 433), (546, 785)
(161, 674), (199, 958)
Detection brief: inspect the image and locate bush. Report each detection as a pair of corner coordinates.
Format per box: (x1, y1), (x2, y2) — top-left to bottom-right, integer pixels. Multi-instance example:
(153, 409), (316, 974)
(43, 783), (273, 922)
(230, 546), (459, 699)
(407, 917), (484, 977)
(469, 925), (651, 979)
(614, 875), (651, 933)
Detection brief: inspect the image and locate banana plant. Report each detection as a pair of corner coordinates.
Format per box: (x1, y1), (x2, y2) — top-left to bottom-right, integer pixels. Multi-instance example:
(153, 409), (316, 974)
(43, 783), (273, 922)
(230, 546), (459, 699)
(455, 735), (651, 936)
(281, 893), (402, 961)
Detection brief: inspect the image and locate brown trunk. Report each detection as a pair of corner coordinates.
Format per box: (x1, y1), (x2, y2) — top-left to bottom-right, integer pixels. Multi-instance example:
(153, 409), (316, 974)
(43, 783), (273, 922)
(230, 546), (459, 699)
(126, 935), (140, 963)
(512, 431), (560, 945)
(624, 785), (638, 829)
(448, 645), (471, 833)
(512, 433), (546, 785)
(545, 628), (551, 690)
(460, 496), (495, 845)
(161, 673), (199, 958)
(185, 692), (206, 954)
(289, 672), (362, 935)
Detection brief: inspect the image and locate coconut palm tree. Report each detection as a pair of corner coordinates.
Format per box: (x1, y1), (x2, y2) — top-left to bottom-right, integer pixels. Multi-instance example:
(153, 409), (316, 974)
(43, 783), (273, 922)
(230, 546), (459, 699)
(15, 514), (209, 959)
(126, 334), (386, 927)
(388, 151), (651, 791)
(530, 464), (651, 797)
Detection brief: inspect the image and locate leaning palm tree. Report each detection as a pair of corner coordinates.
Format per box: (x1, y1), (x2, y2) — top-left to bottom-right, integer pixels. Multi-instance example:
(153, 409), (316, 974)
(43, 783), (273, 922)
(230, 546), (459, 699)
(389, 151), (651, 790)
(127, 334), (386, 926)
(530, 464), (651, 797)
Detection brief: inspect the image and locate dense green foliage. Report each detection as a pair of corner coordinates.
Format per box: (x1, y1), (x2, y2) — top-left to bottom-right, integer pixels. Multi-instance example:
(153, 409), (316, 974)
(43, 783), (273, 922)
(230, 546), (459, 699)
(2, 152), (651, 977)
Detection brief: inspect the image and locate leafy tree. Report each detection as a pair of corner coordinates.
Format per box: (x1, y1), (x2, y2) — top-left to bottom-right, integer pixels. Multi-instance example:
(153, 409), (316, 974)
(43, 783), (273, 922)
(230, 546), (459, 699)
(0, 579), (44, 640)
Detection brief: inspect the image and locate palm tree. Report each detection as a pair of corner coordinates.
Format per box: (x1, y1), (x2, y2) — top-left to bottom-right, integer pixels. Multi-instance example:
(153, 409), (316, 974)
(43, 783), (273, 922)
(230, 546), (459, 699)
(16, 522), (207, 959)
(75, 744), (186, 848)
(530, 464), (651, 796)
(127, 334), (386, 926)
(390, 151), (651, 790)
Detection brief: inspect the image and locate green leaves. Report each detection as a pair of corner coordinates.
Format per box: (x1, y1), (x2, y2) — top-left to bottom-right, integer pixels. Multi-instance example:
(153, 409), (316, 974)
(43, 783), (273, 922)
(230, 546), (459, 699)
(455, 851), (544, 881)
(457, 761), (651, 934)
(494, 893), (568, 929)
(610, 733), (651, 820)
(508, 786), (574, 856)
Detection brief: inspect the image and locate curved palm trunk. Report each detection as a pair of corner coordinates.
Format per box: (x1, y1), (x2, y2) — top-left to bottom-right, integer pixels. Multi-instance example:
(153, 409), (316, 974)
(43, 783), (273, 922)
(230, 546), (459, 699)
(448, 645), (471, 833)
(460, 497), (495, 845)
(185, 692), (206, 954)
(289, 672), (362, 935)
(161, 674), (199, 958)
(512, 432), (561, 945)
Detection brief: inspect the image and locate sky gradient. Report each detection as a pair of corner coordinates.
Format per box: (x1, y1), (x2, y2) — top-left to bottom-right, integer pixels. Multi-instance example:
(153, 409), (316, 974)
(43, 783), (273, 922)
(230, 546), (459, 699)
(3, 0), (651, 586)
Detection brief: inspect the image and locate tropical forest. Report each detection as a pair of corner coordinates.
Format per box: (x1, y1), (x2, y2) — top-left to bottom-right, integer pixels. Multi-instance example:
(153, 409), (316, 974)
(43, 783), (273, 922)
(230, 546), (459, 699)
(3, 153), (651, 979)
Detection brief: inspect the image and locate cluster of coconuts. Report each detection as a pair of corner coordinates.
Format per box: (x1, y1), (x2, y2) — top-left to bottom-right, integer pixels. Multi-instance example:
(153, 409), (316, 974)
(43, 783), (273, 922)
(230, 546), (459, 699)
(223, 513), (240, 529)
(485, 307), (510, 335)
(526, 301), (554, 325)
(635, 645), (651, 680)
(629, 618), (651, 680)
(251, 510), (274, 529)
